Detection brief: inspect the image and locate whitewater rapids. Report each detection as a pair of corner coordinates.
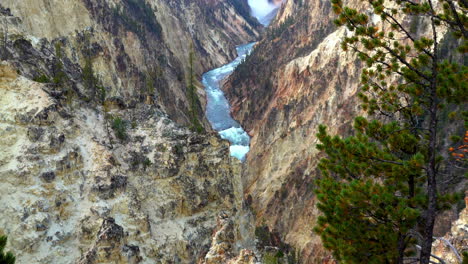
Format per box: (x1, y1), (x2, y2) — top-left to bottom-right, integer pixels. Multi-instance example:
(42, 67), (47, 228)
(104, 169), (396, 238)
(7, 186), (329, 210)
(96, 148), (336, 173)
(202, 43), (255, 161)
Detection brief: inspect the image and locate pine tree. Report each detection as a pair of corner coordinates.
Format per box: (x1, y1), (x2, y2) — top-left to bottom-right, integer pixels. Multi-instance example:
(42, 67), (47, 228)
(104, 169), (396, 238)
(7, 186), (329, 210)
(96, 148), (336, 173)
(53, 42), (73, 104)
(82, 31), (98, 100)
(0, 19), (8, 60)
(314, 0), (467, 263)
(53, 42), (66, 85)
(187, 43), (203, 133)
(0, 236), (15, 264)
(82, 55), (96, 97)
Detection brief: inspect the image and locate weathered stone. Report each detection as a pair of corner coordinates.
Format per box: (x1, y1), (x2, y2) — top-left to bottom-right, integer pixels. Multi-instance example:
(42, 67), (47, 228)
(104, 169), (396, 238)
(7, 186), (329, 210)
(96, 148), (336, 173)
(27, 127), (44, 142)
(49, 133), (65, 150)
(98, 218), (124, 241)
(93, 175), (127, 199)
(0, 61), (246, 263)
(40, 171), (55, 182)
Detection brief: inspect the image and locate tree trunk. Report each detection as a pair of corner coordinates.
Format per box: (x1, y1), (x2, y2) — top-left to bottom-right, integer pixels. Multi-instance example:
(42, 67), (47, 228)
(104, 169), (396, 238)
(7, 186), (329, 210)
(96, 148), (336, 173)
(397, 232), (406, 264)
(420, 100), (438, 264)
(420, 6), (439, 261)
(420, 7), (439, 264)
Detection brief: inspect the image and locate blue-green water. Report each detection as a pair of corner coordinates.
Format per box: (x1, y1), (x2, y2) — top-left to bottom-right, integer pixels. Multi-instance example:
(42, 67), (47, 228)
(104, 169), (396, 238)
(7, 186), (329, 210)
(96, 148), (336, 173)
(202, 43), (255, 161)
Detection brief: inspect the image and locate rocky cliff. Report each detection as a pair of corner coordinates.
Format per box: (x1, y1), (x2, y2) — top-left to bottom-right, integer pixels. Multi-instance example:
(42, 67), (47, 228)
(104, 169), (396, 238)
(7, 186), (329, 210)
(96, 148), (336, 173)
(0, 1), (262, 263)
(224, 0), (467, 262)
(0, 59), (248, 263)
(224, 1), (362, 261)
(1, 0), (261, 126)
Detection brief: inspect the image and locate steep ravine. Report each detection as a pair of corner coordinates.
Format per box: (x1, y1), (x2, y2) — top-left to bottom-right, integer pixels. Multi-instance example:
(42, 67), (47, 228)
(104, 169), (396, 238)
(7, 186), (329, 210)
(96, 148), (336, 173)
(1, 0), (262, 127)
(0, 1), (263, 263)
(201, 0), (282, 162)
(203, 42), (255, 161)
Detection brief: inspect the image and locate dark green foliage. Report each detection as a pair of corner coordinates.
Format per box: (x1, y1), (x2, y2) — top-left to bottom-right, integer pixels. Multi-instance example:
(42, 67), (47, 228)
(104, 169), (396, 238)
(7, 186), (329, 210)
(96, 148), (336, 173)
(53, 42), (73, 104)
(82, 33), (107, 103)
(1, 20), (7, 60)
(316, 0), (467, 263)
(130, 153), (152, 171)
(112, 0), (163, 39)
(53, 43), (67, 85)
(463, 251), (468, 264)
(263, 253), (281, 264)
(315, 125), (421, 263)
(255, 225), (271, 247)
(174, 144), (184, 156)
(266, 16), (295, 40)
(254, 225), (298, 264)
(262, 249), (298, 264)
(111, 117), (127, 141)
(145, 72), (155, 96)
(142, 157), (152, 170)
(97, 85), (106, 103)
(187, 44), (204, 133)
(287, 250), (298, 264)
(82, 55), (97, 96)
(0, 236), (15, 264)
(33, 74), (50, 83)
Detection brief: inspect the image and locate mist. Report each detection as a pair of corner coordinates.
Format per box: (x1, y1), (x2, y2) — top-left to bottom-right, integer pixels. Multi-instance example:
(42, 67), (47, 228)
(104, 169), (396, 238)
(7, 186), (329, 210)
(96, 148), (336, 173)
(247, 0), (279, 21)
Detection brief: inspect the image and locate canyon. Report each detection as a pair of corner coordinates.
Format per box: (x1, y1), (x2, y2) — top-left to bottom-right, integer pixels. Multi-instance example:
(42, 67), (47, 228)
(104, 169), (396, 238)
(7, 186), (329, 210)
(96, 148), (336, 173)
(0, 0), (466, 263)
(1, 0), (261, 126)
(0, 0), (259, 263)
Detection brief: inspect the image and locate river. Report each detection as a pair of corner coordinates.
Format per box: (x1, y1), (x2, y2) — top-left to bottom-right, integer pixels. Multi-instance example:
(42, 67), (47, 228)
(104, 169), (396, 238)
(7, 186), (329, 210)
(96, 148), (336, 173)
(202, 1), (280, 161)
(202, 43), (255, 161)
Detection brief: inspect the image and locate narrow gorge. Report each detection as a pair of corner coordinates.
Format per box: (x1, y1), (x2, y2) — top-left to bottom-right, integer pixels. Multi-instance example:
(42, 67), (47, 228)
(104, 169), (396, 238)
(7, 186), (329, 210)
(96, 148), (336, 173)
(202, 0), (281, 162)
(0, 0), (466, 264)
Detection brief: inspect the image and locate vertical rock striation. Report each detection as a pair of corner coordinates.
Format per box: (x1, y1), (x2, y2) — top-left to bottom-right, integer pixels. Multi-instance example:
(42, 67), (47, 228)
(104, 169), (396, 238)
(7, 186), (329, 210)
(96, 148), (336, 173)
(224, 0), (467, 262)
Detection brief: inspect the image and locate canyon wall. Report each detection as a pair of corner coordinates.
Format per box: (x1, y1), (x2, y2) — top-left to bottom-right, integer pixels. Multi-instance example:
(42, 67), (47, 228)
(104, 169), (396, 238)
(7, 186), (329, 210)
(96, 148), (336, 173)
(0, 1), (260, 263)
(1, 0), (261, 126)
(224, 0), (467, 262)
(225, 1), (361, 261)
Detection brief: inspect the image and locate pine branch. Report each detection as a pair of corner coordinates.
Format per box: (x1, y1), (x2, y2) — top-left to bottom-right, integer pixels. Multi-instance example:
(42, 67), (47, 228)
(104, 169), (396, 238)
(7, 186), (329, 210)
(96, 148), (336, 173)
(444, 0), (468, 38)
(381, 10), (435, 59)
(345, 43), (431, 89)
(343, 12), (433, 82)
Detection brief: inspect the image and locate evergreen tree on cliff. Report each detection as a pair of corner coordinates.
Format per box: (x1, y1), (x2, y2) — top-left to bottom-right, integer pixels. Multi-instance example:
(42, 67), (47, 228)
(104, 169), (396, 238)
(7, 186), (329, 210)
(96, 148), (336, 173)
(314, 0), (467, 263)
(0, 236), (15, 264)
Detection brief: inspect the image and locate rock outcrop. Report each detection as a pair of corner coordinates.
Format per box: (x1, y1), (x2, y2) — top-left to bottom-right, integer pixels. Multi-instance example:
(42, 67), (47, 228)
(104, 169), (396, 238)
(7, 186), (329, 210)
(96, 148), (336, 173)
(201, 212), (259, 264)
(432, 192), (468, 264)
(0, 61), (246, 263)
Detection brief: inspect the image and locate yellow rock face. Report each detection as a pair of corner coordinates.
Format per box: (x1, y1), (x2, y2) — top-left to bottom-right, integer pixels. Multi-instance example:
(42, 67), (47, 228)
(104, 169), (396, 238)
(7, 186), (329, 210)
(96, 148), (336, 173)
(0, 65), (247, 262)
